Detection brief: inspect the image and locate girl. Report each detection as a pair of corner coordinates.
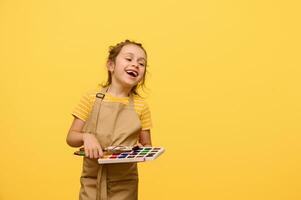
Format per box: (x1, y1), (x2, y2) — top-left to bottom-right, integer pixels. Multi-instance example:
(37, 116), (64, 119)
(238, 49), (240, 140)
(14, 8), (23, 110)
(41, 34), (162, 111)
(66, 40), (152, 200)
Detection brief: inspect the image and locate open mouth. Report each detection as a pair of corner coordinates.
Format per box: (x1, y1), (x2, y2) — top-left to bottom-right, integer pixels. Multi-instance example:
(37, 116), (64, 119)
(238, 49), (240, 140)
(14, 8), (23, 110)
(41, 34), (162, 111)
(125, 69), (139, 78)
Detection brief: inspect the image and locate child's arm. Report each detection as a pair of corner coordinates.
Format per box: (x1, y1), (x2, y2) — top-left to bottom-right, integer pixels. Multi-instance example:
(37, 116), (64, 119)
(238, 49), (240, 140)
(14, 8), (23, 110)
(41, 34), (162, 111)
(66, 117), (103, 158)
(66, 117), (85, 147)
(138, 130), (152, 147)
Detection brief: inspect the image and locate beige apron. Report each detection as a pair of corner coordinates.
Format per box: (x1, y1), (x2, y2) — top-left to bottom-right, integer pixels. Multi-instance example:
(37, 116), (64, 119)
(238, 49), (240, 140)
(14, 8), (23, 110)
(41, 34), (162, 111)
(79, 88), (141, 200)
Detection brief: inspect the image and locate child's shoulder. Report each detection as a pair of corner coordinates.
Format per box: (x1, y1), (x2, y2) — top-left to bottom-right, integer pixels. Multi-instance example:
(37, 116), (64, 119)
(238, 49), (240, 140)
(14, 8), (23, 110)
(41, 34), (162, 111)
(133, 94), (149, 108)
(133, 94), (144, 100)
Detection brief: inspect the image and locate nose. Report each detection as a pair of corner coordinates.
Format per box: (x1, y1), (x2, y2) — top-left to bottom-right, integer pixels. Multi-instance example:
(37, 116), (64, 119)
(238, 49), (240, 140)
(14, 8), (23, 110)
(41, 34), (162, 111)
(131, 60), (139, 68)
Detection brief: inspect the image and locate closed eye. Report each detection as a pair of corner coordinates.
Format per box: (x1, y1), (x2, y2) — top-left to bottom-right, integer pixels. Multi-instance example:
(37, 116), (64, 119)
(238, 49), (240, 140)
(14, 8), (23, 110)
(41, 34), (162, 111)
(125, 58), (132, 61)
(139, 63), (145, 67)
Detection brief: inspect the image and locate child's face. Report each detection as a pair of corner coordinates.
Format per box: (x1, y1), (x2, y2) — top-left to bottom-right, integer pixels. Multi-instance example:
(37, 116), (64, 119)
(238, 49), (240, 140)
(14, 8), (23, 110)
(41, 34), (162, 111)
(108, 44), (146, 89)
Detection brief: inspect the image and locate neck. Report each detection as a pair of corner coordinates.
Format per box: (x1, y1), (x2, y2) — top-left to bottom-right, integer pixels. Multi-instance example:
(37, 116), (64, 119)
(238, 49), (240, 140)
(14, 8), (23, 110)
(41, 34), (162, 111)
(107, 82), (132, 97)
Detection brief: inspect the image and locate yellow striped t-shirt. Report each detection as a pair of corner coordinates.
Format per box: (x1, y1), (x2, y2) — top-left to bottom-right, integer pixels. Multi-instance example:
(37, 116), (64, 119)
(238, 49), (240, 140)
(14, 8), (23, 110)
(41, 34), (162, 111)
(72, 86), (152, 130)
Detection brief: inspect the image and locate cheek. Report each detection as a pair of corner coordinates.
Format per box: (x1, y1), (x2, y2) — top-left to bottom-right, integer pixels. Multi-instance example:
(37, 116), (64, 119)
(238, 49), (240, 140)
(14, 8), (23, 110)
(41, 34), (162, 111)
(139, 69), (146, 80)
(140, 68), (146, 75)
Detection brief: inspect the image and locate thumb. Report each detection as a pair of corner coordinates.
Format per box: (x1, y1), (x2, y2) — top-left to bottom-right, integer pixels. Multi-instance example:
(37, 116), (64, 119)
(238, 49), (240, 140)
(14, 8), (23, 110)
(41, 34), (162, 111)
(137, 142), (143, 147)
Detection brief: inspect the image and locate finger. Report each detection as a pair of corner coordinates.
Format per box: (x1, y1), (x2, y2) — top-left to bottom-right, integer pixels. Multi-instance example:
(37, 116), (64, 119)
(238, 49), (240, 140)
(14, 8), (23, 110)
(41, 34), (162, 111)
(88, 149), (93, 159)
(98, 148), (103, 158)
(93, 148), (98, 159)
(90, 148), (94, 159)
(84, 148), (89, 158)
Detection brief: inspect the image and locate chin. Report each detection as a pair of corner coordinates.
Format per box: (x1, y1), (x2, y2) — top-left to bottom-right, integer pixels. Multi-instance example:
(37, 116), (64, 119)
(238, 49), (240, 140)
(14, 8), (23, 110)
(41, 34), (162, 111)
(123, 80), (138, 89)
(123, 78), (140, 87)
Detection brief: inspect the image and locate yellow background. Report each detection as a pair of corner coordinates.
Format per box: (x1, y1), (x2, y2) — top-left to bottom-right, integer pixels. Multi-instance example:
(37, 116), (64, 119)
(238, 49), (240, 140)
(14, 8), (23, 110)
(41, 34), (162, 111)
(1, 0), (300, 199)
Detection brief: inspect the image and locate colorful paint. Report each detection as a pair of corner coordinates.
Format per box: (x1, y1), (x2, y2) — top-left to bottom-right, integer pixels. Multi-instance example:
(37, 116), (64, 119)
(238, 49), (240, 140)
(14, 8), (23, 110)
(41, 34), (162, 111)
(74, 147), (165, 164)
(99, 147), (164, 164)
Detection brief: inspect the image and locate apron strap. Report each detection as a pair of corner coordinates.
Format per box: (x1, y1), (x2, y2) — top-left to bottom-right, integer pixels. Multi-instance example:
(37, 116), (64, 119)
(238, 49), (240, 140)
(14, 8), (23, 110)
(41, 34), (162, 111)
(96, 165), (108, 200)
(93, 87), (109, 134)
(84, 87), (108, 134)
(86, 87), (109, 200)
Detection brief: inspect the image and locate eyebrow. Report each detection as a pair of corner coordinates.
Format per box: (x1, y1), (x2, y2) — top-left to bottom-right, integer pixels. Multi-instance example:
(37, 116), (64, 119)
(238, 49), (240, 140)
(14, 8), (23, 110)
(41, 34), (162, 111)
(123, 52), (146, 62)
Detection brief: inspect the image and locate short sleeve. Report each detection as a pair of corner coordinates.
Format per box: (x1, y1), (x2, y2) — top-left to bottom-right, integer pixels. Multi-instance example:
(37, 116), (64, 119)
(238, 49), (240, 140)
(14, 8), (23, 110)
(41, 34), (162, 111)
(140, 102), (153, 130)
(71, 92), (94, 121)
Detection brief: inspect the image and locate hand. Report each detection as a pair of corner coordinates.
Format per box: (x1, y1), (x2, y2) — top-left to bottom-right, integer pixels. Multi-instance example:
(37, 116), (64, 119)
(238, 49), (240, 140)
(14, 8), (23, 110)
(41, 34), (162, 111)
(135, 142), (152, 147)
(82, 133), (103, 159)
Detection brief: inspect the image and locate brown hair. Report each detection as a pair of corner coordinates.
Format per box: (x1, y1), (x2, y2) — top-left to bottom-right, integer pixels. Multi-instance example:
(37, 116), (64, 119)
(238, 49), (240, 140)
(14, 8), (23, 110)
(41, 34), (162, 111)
(102, 39), (148, 96)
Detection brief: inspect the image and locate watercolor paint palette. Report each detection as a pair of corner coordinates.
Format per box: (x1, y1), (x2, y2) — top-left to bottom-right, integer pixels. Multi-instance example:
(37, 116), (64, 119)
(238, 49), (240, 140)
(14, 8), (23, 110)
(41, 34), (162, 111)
(74, 147), (164, 164)
(99, 147), (164, 164)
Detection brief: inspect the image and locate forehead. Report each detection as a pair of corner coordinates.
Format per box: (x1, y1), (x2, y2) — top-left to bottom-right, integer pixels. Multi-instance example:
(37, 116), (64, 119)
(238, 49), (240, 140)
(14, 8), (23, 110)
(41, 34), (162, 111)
(119, 44), (146, 59)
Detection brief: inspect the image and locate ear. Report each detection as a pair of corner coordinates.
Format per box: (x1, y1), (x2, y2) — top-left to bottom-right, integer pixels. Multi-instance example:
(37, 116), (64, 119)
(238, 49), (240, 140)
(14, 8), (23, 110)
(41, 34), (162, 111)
(107, 60), (115, 72)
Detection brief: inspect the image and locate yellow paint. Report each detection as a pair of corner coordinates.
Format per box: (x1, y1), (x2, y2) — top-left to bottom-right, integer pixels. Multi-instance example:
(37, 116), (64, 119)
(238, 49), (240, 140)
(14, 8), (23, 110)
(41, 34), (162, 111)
(0, 0), (300, 199)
